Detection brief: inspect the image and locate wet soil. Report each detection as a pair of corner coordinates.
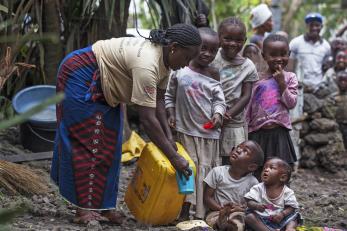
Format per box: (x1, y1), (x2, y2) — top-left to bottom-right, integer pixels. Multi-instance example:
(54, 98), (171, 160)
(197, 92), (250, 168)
(0, 127), (346, 230)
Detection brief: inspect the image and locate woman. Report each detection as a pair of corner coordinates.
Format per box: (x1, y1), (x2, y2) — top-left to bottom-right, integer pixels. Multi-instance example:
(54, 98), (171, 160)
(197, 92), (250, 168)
(249, 3), (273, 49)
(51, 24), (202, 224)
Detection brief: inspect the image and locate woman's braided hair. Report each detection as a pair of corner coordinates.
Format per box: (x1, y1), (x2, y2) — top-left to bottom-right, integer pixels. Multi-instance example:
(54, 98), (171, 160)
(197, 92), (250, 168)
(148, 23), (202, 47)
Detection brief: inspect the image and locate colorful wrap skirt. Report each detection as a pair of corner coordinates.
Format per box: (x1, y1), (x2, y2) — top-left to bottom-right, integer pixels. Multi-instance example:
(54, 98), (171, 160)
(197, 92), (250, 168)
(50, 46), (123, 210)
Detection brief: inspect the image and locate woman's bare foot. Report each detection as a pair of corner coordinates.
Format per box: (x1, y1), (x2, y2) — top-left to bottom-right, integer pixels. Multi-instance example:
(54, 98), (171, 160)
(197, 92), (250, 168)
(73, 209), (108, 224)
(101, 210), (125, 225)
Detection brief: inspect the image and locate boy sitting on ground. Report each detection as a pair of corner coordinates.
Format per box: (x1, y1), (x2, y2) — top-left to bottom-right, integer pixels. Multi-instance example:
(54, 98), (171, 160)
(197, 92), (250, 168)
(245, 158), (300, 231)
(203, 140), (264, 230)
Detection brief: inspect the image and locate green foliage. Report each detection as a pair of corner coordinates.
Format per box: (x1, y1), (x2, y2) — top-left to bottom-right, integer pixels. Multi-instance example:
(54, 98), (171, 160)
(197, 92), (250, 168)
(136, 0), (344, 41)
(0, 93), (64, 131)
(0, 96), (14, 121)
(135, 0), (261, 31)
(0, 207), (26, 229)
(284, 0), (345, 39)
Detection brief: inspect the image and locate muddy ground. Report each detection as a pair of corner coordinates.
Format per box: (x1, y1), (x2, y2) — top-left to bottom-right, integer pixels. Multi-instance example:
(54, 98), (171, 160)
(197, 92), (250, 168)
(0, 127), (347, 230)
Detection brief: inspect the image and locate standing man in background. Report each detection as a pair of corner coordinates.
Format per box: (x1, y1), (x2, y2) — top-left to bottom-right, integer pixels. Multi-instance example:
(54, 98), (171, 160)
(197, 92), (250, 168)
(287, 13), (331, 169)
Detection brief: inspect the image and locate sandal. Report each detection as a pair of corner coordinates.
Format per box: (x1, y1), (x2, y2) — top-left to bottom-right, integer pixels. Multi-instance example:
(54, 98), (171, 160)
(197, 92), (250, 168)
(73, 209), (108, 224)
(101, 210), (126, 225)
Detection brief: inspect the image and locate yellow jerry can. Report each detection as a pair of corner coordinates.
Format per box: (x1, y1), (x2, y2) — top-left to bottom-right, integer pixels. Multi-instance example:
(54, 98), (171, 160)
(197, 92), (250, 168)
(124, 142), (196, 225)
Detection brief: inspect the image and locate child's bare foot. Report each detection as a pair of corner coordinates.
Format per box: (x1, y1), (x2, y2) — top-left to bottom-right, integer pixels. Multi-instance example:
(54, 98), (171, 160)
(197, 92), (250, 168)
(101, 210), (125, 225)
(285, 220), (297, 231)
(73, 209), (108, 224)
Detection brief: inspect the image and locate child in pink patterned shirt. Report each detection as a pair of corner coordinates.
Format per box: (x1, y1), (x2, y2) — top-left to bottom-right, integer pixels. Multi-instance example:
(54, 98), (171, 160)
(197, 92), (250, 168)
(246, 34), (298, 174)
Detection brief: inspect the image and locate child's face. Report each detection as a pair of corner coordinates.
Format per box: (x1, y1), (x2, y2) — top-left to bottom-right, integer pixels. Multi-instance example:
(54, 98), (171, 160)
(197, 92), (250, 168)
(263, 40), (289, 73)
(331, 38), (347, 54)
(337, 73), (347, 91)
(335, 52), (347, 71)
(261, 159), (286, 185)
(219, 25), (246, 59)
(243, 46), (259, 60)
(229, 141), (256, 170)
(193, 33), (219, 66)
(168, 44), (201, 71)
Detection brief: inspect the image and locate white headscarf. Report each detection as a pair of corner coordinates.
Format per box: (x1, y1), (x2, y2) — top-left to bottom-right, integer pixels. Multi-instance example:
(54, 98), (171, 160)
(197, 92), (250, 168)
(250, 4), (272, 29)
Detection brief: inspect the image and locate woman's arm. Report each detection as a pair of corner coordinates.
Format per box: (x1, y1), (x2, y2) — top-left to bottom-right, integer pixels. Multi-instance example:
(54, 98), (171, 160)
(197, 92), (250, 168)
(224, 82), (253, 120)
(136, 105), (190, 175)
(204, 184), (222, 211)
(157, 88), (177, 150)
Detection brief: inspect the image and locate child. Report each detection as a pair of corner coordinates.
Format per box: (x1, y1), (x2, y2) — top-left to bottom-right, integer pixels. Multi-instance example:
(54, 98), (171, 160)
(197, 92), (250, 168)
(246, 34), (298, 172)
(243, 43), (268, 73)
(316, 50), (347, 98)
(335, 71), (347, 148)
(165, 27), (226, 220)
(245, 158), (300, 231)
(212, 17), (259, 165)
(203, 140), (264, 230)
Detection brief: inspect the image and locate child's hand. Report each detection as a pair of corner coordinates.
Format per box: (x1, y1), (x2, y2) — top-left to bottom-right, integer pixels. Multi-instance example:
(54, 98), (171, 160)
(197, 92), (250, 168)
(229, 204), (245, 213)
(222, 202), (244, 213)
(255, 204), (266, 212)
(270, 212), (284, 224)
(167, 115), (176, 128)
(273, 65), (286, 86)
(224, 111), (232, 121)
(211, 113), (223, 128)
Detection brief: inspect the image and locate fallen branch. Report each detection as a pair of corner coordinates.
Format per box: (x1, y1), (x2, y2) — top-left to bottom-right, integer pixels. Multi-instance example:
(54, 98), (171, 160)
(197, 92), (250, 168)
(0, 151), (53, 163)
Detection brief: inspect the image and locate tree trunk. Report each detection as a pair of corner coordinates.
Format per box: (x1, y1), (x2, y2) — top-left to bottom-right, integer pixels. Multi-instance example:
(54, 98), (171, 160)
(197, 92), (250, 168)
(42, 0), (63, 85)
(282, 0), (303, 34)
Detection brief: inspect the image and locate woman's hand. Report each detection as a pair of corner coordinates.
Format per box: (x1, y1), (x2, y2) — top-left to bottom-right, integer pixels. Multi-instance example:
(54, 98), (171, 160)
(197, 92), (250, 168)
(211, 113), (223, 128)
(169, 154), (191, 178)
(168, 137), (178, 151)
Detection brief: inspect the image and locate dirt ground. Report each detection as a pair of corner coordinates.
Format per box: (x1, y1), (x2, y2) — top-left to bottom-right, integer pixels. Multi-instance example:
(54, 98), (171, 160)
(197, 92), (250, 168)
(0, 127), (347, 231)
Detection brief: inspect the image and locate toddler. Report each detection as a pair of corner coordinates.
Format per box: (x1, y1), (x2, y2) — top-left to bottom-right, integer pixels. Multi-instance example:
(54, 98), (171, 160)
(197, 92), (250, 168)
(245, 158), (300, 231)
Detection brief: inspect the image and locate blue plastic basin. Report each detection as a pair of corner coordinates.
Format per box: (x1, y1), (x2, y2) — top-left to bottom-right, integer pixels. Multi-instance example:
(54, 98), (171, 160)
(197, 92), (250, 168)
(12, 85), (56, 129)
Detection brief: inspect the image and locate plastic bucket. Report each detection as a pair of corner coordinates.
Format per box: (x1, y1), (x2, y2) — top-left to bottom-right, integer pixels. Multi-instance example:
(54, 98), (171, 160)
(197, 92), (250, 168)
(12, 85), (56, 152)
